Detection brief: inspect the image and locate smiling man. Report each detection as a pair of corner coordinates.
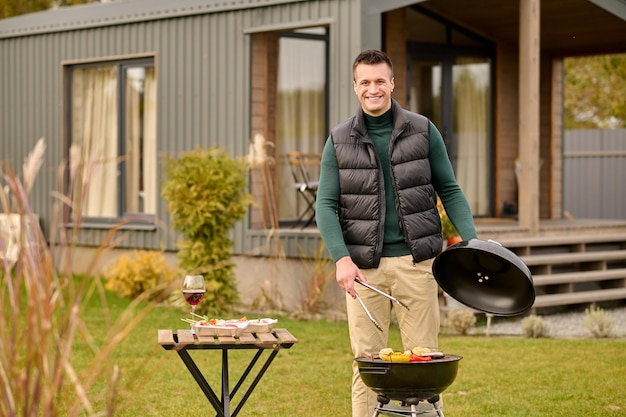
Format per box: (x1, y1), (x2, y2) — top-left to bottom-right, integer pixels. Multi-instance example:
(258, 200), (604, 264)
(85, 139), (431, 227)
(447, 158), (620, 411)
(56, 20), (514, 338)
(315, 49), (477, 417)
(353, 57), (394, 116)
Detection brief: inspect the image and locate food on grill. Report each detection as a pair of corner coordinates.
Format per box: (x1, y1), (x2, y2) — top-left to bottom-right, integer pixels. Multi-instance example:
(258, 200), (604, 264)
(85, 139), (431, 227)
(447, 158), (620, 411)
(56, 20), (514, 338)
(379, 351), (409, 362)
(379, 347), (394, 356)
(411, 346), (431, 355)
(375, 346), (443, 362)
(377, 349), (427, 362)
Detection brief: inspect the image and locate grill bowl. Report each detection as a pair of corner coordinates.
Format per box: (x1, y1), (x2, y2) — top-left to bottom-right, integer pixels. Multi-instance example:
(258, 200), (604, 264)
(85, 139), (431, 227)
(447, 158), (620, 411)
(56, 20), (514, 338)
(355, 355), (462, 401)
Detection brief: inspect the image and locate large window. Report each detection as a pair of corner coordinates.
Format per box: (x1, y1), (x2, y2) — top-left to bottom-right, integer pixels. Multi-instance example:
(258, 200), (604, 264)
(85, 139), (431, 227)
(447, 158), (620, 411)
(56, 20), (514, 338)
(249, 27), (328, 229)
(407, 7), (494, 216)
(277, 28), (328, 224)
(66, 58), (157, 222)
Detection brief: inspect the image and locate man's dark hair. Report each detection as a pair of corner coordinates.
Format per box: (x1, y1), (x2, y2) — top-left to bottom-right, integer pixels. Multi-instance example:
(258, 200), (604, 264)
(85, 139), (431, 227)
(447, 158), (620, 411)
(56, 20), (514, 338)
(352, 49), (394, 79)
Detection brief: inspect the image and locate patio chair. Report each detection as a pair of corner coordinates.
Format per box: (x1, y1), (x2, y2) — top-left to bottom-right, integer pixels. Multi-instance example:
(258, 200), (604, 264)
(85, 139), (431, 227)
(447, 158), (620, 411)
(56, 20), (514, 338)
(287, 151), (320, 228)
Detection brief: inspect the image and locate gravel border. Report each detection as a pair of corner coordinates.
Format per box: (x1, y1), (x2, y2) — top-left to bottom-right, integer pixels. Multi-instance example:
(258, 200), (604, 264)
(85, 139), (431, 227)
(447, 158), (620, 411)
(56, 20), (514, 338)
(470, 306), (626, 338)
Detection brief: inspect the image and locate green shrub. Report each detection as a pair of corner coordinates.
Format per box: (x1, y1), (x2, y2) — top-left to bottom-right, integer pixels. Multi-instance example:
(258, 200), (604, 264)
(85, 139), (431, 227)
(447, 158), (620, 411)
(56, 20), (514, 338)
(583, 305), (614, 338)
(436, 197), (458, 240)
(521, 314), (550, 338)
(104, 250), (177, 300)
(447, 308), (477, 335)
(161, 146), (251, 316)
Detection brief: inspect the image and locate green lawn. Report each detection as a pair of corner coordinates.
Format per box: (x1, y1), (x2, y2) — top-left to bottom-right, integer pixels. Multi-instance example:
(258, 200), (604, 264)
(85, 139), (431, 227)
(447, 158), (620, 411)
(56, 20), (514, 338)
(83, 292), (626, 417)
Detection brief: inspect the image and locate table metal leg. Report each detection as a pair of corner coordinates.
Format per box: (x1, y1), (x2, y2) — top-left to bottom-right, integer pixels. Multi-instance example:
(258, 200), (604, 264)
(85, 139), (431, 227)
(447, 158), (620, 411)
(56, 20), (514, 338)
(178, 347), (282, 417)
(228, 350), (264, 402)
(177, 349), (225, 417)
(222, 350), (230, 416)
(230, 349), (279, 417)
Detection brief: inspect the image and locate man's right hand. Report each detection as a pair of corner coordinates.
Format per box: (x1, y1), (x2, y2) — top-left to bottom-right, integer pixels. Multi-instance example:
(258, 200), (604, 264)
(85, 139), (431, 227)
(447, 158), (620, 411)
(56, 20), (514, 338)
(335, 256), (367, 299)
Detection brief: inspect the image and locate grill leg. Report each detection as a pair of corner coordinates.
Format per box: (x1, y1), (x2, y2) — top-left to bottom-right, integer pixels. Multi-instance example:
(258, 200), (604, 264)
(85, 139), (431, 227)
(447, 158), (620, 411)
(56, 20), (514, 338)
(404, 397), (420, 417)
(371, 395), (390, 417)
(428, 395), (445, 417)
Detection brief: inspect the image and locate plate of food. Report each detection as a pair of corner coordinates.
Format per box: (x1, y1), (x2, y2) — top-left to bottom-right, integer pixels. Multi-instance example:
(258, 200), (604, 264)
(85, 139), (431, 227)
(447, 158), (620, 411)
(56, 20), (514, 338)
(246, 318), (278, 333)
(193, 318), (249, 337)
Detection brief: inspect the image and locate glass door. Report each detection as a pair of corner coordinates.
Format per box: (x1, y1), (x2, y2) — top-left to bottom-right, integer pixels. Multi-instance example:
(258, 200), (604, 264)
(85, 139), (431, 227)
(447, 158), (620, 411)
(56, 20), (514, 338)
(408, 55), (491, 216)
(452, 57), (491, 215)
(406, 6), (494, 216)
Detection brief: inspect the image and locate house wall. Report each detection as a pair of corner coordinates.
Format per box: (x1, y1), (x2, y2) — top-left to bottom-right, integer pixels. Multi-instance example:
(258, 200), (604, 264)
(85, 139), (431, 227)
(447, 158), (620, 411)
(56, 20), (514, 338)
(1, 0), (581, 275)
(0, 0), (370, 260)
(1, 12), (252, 252)
(493, 44), (563, 220)
(540, 53), (557, 219)
(494, 44), (520, 216)
(549, 57), (564, 219)
(383, 8), (408, 108)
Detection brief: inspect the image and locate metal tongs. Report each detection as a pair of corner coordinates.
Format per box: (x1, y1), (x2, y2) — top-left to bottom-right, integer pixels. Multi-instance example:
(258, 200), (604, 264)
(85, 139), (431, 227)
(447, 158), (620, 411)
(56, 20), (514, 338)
(354, 279), (410, 332)
(355, 279), (410, 310)
(354, 292), (383, 332)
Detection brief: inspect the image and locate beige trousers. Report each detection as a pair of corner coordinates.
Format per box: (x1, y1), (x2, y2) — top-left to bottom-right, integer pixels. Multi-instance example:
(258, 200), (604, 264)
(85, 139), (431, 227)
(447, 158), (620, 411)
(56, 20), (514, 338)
(347, 255), (440, 417)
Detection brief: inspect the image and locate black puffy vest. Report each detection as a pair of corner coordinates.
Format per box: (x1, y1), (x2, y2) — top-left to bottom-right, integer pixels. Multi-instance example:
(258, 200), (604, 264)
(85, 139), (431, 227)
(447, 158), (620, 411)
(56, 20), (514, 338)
(330, 100), (443, 268)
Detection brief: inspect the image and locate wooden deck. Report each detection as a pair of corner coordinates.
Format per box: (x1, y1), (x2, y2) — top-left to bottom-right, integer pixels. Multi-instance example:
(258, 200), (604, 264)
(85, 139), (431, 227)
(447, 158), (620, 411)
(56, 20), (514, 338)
(474, 219), (626, 312)
(474, 217), (626, 241)
(272, 218), (626, 313)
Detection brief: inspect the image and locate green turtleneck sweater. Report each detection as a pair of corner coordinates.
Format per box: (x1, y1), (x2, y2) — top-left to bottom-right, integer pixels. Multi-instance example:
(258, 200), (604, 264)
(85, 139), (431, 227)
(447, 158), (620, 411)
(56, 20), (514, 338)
(316, 108), (477, 263)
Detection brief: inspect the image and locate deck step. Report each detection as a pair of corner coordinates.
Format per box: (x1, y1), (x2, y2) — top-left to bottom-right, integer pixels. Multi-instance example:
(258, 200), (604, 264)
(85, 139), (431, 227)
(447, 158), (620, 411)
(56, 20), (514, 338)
(500, 233), (626, 248)
(521, 250), (626, 266)
(532, 268), (626, 286)
(477, 234), (626, 311)
(533, 288), (626, 308)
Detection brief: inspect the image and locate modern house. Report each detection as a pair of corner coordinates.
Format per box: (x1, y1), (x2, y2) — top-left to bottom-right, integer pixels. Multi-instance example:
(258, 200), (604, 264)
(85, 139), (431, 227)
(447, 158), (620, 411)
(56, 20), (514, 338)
(2, 0), (626, 311)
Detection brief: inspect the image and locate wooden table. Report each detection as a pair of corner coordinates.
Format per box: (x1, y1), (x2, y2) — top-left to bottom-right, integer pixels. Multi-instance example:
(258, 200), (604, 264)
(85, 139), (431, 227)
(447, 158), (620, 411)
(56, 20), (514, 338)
(158, 328), (298, 417)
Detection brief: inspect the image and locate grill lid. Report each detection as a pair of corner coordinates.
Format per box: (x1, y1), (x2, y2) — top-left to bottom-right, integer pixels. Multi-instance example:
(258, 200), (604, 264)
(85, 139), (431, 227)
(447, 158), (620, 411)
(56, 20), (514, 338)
(432, 239), (535, 316)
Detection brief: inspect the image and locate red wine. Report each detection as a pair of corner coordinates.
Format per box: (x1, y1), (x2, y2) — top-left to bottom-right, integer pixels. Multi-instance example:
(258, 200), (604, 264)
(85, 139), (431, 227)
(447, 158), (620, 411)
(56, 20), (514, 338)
(182, 289), (205, 306)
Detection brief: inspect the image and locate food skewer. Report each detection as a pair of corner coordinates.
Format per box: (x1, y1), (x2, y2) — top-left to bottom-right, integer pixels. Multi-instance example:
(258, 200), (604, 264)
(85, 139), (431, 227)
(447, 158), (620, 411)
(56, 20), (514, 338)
(190, 312), (208, 320)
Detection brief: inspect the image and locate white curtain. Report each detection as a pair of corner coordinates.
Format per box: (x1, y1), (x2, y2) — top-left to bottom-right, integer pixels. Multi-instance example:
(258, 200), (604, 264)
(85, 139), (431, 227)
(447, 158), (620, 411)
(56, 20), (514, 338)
(454, 59), (490, 215)
(126, 71), (141, 212)
(72, 66), (118, 217)
(125, 67), (157, 214)
(142, 68), (158, 214)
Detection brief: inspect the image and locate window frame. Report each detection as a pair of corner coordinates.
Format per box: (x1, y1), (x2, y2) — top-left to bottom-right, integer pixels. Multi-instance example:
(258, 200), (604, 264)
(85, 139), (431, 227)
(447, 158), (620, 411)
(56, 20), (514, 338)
(63, 55), (157, 229)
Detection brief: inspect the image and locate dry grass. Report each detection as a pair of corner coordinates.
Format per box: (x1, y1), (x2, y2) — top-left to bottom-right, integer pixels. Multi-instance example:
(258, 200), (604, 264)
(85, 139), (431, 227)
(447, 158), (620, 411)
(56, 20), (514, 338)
(1, 138), (175, 417)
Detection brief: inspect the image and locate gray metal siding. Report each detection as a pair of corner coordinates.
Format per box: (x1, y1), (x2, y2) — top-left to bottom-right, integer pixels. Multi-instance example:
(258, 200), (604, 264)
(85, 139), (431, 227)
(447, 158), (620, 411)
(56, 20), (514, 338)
(563, 129), (626, 219)
(2, 11), (252, 251)
(1, 0), (370, 257)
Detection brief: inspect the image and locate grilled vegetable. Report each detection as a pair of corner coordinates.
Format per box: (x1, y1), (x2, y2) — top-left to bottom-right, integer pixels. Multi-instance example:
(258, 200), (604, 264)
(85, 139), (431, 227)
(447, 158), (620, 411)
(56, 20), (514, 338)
(411, 346), (431, 356)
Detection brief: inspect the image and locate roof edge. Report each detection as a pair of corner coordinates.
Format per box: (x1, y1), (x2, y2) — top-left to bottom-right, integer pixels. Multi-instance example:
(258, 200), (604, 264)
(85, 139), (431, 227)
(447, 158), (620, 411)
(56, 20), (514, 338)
(587, 0), (626, 20)
(0, 0), (309, 39)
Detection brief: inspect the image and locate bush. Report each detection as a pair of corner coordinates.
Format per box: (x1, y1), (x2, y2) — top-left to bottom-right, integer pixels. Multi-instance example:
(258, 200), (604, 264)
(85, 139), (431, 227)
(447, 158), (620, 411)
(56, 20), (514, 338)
(447, 309), (477, 335)
(161, 146), (251, 316)
(583, 305), (614, 338)
(521, 314), (550, 338)
(104, 250), (177, 301)
(436, 197), (458, 240)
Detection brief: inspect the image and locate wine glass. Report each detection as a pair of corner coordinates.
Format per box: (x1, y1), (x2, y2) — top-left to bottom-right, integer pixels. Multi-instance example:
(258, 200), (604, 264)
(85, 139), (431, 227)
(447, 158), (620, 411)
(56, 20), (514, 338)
(182, 275), (206, 316)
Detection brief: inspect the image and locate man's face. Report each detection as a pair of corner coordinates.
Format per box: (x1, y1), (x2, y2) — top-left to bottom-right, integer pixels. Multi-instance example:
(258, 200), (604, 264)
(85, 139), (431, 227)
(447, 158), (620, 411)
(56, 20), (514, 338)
(353, 62), (394, 116)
